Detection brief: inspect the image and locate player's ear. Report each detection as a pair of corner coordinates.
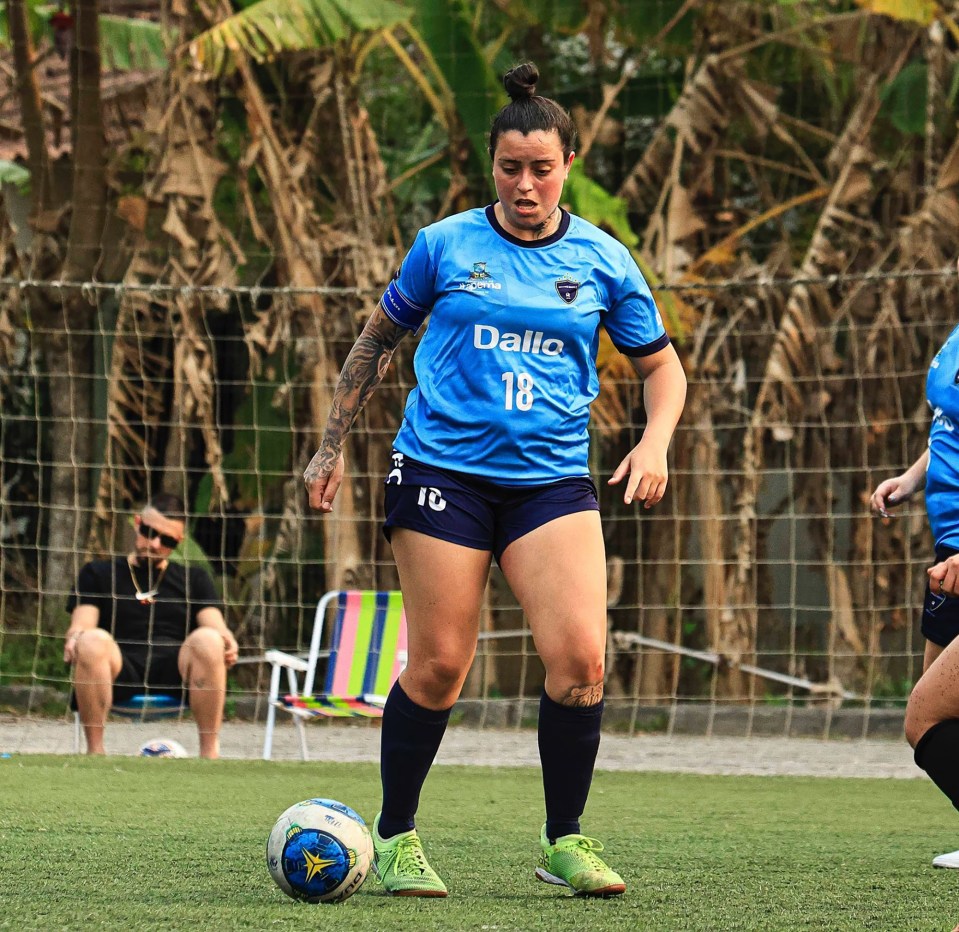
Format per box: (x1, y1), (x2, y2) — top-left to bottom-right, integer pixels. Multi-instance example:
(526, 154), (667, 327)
(564, 151), (575, 176)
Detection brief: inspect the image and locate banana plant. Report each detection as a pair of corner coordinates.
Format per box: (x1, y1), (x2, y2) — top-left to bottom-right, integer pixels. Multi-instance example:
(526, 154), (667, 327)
(854, 0), (939, 24)
(563, 161), (687, 343)
(0, 1), (168, 70)
(189, 0), (497, 194)
(188, 0), (688, 331)
(189, 0), (411, 73)
(0, 160), (30, 192)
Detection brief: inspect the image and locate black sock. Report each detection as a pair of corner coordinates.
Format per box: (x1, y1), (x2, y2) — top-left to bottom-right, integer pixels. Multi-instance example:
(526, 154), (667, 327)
(914, 719), (959, 811)
(538, 691), (604, 841)
(378, 680), (452, 839)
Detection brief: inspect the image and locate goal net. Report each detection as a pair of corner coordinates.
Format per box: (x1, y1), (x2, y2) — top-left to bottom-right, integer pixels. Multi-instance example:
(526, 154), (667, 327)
(0, 270), (951, 746)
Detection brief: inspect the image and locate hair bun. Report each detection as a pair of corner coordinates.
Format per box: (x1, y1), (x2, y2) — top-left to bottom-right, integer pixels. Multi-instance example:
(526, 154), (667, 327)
(503, 62), (539, 101)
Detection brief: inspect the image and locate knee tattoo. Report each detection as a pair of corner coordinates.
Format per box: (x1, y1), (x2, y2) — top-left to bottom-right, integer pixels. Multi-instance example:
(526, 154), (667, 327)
(558, 683), (604, 708)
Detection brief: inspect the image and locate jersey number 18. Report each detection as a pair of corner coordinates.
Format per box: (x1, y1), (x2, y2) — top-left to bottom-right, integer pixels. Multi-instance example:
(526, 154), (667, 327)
(502, 371), (534, 411)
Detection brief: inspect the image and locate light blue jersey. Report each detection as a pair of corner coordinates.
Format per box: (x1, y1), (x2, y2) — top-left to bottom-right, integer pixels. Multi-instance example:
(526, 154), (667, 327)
(926, 325), (959, 548)
(380, 205), (669, 485)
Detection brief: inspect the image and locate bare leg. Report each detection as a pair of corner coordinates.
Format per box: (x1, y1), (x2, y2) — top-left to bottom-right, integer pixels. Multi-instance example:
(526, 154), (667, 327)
(72, 630), (122, 755)
(499, 510), (607, 704)
(179, 627), (227, 759)
(906, 635), (959, 747)
(924, 639), (945, 674)
(390, 528), (491, 708)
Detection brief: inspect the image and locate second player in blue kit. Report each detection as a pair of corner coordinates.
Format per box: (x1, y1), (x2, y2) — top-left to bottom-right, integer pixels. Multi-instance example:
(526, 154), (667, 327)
(304, 62), (687, 897)
(873, 259), (959, 872)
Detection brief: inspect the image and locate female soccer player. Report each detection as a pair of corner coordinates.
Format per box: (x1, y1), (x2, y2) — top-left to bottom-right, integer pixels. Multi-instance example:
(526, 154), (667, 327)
(304, 62), (686, 897)
(873, 259), (959, 870)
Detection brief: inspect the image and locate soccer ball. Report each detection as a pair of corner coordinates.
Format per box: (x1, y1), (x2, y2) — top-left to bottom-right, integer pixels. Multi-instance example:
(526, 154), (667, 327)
(138, 738), (188, 758)
(266, 798), (373, 904)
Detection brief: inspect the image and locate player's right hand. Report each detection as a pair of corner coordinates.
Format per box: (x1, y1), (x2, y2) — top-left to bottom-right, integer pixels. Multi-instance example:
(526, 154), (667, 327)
(869, 476), (911, 517)
(304, 449), (345, 513)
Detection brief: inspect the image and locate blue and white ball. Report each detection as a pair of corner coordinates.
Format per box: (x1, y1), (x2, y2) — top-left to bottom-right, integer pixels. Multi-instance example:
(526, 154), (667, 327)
(266, 798), (373, 904)
(138, 738), (187, 758)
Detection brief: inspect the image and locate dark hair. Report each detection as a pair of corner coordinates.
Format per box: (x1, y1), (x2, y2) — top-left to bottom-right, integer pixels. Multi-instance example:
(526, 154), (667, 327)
(147, 492), (186, 522)
(488, 62), (576, 160)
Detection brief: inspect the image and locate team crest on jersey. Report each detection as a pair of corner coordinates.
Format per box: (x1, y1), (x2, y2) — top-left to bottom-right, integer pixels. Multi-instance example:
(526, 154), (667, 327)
(554, 275), (580, 304)
(459, 261), (502, 291)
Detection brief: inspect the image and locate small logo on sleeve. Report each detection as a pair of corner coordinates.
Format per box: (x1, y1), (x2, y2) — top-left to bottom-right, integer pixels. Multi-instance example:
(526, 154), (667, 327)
(554, 275), (580, 304)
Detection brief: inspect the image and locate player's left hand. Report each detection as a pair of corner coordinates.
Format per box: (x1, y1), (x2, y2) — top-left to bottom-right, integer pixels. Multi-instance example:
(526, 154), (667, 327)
(608, 439), (668, 507)
(222, 630), (239, 667)
(928, 554), (959, 598)
(63, 631), (82, 664)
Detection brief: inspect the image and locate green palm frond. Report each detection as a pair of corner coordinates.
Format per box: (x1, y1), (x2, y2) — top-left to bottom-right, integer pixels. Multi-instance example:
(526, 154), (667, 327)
(1, 3), (169, 72)
(100, 14), (168, 71)
(0, 159), (31, 193)
(190, 0), (412, 74)
(0, 0), (51, 46)
(409, 0), (503, 173)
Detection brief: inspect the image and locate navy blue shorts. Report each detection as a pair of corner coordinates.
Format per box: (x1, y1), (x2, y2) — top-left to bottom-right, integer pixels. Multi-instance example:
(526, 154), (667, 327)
(115, 643), (185, 705)
(921, 546), (959, 647)
(70, 642), (186, 710)
(382, 452), (599, 563)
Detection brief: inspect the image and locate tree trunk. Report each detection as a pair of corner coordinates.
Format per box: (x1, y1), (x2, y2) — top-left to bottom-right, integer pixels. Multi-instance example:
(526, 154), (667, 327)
(39, 318), (94, 630)
(39, 0), (105, 629)
(62, 0), (105, 282)
(233, 51), (400, 592)
(7, 0), (53, 215)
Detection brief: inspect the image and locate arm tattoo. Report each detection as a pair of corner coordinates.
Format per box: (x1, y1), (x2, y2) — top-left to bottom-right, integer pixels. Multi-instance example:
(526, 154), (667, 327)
(557, 682), (605, 708)
(304, 310), (408, 482)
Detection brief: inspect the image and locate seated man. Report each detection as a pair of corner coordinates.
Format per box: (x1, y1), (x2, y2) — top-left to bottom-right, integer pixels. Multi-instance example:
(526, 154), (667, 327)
(64, 493), (238, 758)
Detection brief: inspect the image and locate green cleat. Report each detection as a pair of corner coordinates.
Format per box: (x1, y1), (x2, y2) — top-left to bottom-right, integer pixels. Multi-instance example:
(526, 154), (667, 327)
(535, 824), (626, 897)
(371, 813), (448, 897)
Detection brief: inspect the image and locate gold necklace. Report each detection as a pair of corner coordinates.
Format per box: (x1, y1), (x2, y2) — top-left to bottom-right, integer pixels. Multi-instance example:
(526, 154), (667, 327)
(127, 556), (168, 604)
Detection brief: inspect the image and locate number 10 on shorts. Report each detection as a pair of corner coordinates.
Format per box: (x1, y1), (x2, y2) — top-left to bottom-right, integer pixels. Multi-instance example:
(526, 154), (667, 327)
(502, 371), (534, 410)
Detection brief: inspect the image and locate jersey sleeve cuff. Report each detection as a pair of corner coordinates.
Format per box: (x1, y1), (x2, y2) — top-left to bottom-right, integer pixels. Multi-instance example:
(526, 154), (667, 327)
(380, 280), (429, 332)
(614, 332), (671, 358)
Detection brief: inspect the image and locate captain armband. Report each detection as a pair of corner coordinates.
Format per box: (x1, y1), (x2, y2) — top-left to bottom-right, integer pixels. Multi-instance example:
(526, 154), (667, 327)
(380, 279), (430, 332)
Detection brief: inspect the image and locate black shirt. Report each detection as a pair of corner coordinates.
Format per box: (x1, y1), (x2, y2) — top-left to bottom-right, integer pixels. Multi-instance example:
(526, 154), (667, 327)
(66, 557), (220, 649)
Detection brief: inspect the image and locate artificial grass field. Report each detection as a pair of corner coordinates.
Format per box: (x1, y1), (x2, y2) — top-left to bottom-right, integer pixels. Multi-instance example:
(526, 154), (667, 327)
(0, 755), (955, 931)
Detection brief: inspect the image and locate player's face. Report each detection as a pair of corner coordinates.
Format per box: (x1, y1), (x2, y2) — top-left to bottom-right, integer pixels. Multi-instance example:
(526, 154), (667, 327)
(134, 508), (184, 562)
(492, 130), (574, 240)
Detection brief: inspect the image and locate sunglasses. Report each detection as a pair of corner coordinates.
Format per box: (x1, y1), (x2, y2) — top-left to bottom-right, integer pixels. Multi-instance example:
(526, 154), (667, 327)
(138, 522), (180, 549)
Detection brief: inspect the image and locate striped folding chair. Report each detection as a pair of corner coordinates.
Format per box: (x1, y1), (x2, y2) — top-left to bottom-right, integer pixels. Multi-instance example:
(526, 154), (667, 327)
(262, 590), (408, 761)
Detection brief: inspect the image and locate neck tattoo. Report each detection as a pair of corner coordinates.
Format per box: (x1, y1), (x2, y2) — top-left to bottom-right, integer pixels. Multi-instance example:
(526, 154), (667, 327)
(532, 208), (560, 240)
(128, 555), (168, 604)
